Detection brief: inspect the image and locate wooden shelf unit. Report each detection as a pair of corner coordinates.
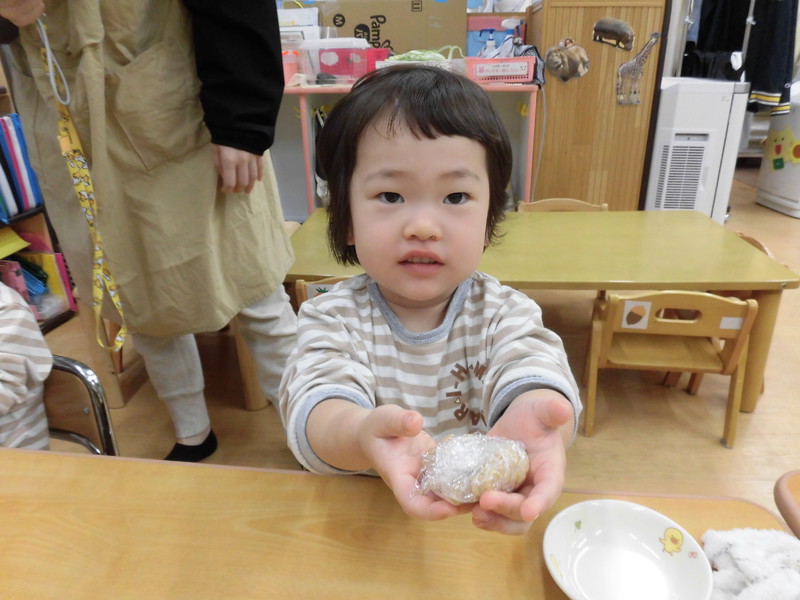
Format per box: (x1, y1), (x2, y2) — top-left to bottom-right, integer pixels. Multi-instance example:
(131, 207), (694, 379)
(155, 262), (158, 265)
(2, 208), (75, 332)
(276, 83), (539, 220)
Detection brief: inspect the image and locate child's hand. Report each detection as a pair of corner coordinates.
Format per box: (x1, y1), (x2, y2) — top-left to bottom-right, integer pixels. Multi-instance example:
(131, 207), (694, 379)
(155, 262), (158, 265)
(358, 405), (470, 521)
(212, 144), (264, 194)
(472, 390), (574, 535)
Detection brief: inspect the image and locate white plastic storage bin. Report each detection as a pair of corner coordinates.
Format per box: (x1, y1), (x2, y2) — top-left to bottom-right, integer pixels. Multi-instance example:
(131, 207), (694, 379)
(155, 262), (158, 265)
(756, 83), (800, 218)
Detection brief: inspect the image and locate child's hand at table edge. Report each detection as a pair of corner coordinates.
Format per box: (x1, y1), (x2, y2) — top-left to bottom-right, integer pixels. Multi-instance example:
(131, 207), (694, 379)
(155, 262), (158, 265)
(356, 404), (471, 521)
(472, 390), (574, 535)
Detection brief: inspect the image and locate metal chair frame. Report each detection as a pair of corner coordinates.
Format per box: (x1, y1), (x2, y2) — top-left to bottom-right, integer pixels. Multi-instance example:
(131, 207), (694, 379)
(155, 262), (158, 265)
(48, 355), (119, 456)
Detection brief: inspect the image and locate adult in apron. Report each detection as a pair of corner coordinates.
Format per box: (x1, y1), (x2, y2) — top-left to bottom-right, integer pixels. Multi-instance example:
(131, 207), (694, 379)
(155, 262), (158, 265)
(1, 0), (297, 461)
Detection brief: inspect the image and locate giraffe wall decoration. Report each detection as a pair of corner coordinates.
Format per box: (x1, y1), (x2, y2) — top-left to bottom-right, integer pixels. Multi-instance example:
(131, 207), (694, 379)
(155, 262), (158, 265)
(616, 32), (661, 106)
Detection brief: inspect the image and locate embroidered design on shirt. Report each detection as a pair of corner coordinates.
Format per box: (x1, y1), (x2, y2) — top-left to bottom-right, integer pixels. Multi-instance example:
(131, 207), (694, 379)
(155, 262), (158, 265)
(446, 361), (487, 426)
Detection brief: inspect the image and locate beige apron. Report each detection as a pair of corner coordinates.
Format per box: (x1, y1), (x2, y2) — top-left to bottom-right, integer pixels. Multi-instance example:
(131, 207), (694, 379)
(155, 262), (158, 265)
(9, 0), (293, 337)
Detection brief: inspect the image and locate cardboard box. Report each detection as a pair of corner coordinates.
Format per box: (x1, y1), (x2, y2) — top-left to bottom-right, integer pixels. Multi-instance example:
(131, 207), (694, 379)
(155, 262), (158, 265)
(315, 0), (467, 55)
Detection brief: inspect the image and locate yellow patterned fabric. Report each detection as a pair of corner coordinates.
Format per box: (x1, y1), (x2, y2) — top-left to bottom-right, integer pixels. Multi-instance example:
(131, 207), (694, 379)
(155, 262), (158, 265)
(54, 97), (126, 350)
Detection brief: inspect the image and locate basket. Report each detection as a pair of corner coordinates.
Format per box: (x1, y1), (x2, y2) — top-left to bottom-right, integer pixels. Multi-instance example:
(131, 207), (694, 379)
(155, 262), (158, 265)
(465, 56), (537, 84)
(375, 59), (466, 76)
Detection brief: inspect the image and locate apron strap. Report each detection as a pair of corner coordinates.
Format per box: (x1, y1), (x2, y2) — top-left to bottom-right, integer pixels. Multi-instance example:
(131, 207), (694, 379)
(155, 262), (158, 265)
(37, 18), (127, 351)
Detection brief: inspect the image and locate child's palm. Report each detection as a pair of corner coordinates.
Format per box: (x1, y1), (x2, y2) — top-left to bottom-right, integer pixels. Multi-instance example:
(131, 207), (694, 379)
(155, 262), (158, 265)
(360, 406), (467, 521)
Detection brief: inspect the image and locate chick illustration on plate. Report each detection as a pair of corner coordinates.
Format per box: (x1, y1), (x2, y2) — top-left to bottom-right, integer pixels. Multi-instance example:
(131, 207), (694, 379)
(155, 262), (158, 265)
(660, 527), (684, 555)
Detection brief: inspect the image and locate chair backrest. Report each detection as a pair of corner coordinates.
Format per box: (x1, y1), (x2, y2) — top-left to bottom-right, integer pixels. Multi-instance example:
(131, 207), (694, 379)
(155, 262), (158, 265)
(598, 291), (758, 374)
(735, 231), (775, 260)
(519, 198), (609, 212)
(44, 355), (118, 455)
(294, 276), (351, 306)
(707, 232), (780, 302)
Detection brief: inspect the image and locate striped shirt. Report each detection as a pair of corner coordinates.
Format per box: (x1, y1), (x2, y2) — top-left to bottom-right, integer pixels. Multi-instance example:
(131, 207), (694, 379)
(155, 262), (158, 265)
(0, 284), (52, 450)
(279, 272), (581, 474)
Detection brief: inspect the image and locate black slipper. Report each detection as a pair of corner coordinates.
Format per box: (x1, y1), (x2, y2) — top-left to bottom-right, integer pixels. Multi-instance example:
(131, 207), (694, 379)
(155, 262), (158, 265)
(164, 429), (218, 462)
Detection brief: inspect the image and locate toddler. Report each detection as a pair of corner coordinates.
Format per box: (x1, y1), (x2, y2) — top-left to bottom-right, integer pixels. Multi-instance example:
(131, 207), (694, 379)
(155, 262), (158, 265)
(280, 66), (581, 535)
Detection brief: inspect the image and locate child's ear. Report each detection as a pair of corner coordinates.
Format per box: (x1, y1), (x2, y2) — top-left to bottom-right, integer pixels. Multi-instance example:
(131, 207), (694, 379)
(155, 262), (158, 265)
(347, 224), (355, 246)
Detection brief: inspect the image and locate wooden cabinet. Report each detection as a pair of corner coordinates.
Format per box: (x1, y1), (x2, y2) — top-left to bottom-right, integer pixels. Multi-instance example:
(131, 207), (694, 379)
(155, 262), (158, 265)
(531, 0), (668, 210)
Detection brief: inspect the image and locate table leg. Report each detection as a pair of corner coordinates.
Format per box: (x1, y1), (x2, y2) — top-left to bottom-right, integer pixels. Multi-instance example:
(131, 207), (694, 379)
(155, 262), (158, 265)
(523, 89), (538, 203)
(297, 93), (314, 216)
(231, 320), (268, 411)
(741, 289), (783, 412)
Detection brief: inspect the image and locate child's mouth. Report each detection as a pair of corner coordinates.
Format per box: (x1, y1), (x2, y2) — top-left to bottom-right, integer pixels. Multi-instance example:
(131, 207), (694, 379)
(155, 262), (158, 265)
(404, 257), (440, 264)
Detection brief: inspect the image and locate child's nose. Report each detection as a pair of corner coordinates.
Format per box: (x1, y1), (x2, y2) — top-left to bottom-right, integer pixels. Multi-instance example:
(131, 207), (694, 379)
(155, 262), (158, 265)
(404, 211), (442, 241)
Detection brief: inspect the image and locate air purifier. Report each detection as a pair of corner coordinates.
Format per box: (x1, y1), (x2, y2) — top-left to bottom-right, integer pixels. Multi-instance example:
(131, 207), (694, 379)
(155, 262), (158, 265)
(644, 77), (750, 223)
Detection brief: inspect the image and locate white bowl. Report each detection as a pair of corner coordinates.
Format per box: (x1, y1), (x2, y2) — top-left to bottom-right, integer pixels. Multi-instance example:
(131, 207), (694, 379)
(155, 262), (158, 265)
(543, 499), (713, 600)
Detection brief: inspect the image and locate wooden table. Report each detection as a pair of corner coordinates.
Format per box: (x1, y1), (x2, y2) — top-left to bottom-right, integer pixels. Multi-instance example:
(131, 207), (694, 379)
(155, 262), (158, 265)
(0, 449), (787, 599)
(288, 209), (800, 412)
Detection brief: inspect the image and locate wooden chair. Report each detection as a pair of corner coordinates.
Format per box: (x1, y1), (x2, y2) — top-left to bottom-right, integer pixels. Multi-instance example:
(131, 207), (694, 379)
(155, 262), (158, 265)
(519, 197), (609, 212)
(663, 232), (776, 392)
(774, 470), (800, 537)
(45, 355), (119, 455)
(583, 291), (758, 448)
(294, 276), (352, 306)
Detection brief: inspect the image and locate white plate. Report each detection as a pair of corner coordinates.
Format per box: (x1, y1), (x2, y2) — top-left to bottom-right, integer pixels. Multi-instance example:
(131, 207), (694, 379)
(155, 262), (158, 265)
(543, 499), (713, 600)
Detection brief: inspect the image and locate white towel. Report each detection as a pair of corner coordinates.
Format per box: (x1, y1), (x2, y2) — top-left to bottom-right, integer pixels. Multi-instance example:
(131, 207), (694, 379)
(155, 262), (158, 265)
(702, 528), (800, 600)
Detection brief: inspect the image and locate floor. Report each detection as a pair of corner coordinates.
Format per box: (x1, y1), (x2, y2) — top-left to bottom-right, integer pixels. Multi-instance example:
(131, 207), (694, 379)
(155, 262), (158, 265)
(44, 163), (800, 522)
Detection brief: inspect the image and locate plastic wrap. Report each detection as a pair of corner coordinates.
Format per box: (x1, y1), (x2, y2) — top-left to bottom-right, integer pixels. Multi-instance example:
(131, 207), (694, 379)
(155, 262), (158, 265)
(417, 433), (529, 505)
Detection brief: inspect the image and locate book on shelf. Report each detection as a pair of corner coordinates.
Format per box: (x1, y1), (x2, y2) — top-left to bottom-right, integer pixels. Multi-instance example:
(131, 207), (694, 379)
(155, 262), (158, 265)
(3, 250), (74, 321)
(17, 250), (73, 318)
(0, 225), (29, 257)
(0, 151), (17, 220)
(0, 258), (31, 303)
(0, 113), (44, 218)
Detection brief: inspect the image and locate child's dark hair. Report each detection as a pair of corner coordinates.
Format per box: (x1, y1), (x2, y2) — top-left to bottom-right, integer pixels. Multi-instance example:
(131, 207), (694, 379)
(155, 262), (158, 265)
(317, 65), (512, 266)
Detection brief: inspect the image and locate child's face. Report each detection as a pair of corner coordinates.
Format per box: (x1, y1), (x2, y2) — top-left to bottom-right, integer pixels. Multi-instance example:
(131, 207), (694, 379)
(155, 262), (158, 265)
(348, 118), (490, 316)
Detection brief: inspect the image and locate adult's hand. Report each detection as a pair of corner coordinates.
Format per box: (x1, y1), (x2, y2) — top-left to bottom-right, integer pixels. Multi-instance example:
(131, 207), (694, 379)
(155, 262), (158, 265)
(212, 144), (263, 194)
(0, 0), (44, 26)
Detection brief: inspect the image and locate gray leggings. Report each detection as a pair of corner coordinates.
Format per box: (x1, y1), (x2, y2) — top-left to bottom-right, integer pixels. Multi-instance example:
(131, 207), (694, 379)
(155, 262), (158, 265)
(131, 286), (297, 438)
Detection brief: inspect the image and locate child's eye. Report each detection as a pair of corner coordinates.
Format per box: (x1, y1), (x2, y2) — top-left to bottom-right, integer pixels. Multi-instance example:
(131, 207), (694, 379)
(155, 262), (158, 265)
(379, 192), (403, 204)
(444, 193), (468, 205)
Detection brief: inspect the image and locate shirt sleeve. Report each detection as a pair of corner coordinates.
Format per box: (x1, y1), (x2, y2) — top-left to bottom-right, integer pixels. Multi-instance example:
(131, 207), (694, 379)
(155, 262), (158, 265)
(278, 300), (377, 474)
(0, 290), (53, 416)
(0, 18), (19, 44)
(182, 0), (284, 154)
(481, 289), (582, 439)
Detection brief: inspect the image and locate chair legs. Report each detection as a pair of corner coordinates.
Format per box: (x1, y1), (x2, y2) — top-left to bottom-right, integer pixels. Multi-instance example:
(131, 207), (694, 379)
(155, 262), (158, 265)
(583, 372), (597, 437)
(583, 322), (603, 437)
(50, 355), (119, 456)
(675, 370), (763, 396)
(687, 373), (703, 395)
(721, 348), (748, 449)
(661, 371), (703, 394)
